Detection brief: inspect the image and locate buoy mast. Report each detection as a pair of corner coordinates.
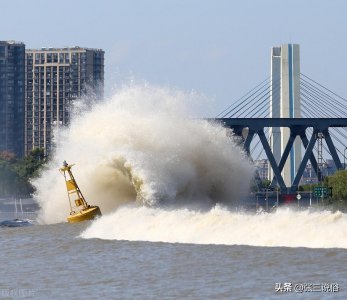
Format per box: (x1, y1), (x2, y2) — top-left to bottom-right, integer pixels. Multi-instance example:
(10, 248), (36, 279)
(60, 161), (101, 223)
(60, 160), (89, 213)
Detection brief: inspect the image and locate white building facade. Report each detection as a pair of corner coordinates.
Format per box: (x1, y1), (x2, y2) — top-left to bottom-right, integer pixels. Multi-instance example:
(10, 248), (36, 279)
(25, 47), (104, 155)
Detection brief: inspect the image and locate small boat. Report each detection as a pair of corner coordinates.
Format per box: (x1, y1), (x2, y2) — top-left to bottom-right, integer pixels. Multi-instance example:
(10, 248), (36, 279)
(0, 199), (34, 228)
(0, 219), (32, 228)
(60, 161), (101, 223)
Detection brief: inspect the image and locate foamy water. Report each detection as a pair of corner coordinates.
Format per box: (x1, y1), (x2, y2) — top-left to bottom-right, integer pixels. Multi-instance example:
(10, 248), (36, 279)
(33, 83), (253, 224)
(80, 206), (347, 249)
(32, 83), (347, 250)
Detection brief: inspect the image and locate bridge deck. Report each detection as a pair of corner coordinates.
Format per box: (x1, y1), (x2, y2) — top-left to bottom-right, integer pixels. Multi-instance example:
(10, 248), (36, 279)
(211, 118), (347, 128)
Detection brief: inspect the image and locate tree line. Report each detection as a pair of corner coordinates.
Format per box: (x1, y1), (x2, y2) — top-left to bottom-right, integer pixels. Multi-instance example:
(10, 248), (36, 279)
(0, 148), (46, 197)
(299, 171), (347, 211)
(252, 171), (347, 211)
(323, 170), (347, 211)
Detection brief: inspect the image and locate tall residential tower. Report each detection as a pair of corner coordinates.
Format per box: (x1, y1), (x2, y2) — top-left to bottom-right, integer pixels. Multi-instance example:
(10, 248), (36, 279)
(0, 41), (25, 157)
(269, 44), (301, 187)
(25, 47), (104, 155)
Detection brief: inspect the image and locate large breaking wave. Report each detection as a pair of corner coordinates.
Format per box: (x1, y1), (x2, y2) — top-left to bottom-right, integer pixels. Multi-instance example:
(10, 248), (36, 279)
(33, 83), (347, 249)
(33, 83), (253, 224)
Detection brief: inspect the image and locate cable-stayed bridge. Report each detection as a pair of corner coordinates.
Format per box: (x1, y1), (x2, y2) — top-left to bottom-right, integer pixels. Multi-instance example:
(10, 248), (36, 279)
(211, 73), (347, 193)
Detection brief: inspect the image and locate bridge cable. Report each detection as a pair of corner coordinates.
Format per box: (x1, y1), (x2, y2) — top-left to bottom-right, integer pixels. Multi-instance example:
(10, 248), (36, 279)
(216, 77), (271, 118)
(301, 79), (347, 114)
(301, 89), (343, 117)
(229, 82), (274, 117)
(220, 76), (281, 118)
(301, 73), (347, 106)
(249, 83), (281, 118)
(215, 77), (270, 118)
(301, 80), (347, 116)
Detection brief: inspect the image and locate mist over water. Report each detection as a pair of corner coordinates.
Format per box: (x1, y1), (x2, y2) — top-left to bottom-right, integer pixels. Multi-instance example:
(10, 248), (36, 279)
(33, 83), (253, 224)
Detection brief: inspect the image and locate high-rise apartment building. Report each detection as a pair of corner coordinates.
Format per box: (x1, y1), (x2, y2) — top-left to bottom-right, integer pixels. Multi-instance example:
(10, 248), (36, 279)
(0, 41), (25, 157)
(25, 47), (104, 155)
(269, 44), (301, 187)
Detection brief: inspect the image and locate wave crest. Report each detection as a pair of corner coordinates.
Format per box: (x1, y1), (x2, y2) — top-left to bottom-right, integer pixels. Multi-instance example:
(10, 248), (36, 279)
(33, 84), (253, 224)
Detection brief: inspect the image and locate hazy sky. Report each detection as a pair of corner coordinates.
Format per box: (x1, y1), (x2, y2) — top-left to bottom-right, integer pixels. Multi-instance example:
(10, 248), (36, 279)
(2, 0), (347, 116)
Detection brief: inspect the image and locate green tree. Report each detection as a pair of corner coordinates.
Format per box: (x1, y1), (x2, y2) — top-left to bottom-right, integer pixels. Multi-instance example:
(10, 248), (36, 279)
(250, 178), (272, 192)
(0, 148), (47, 197)
(16, 148), (46, 179)
(15, 148), (46, 195)
(0, 159), (18, 196)
(325, 170), (347, 210)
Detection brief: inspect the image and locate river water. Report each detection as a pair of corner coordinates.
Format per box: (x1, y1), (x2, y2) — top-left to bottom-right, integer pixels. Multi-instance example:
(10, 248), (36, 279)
(2, 84), (346, 299)
(1, 207), (346, 300)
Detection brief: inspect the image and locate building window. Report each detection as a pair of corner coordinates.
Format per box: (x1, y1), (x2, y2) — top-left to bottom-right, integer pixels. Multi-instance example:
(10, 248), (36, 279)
(47, 53), (52, 63)
(0, 46), (5, 57)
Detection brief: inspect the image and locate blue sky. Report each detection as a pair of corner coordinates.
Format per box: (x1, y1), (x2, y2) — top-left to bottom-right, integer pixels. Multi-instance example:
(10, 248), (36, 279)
(2, 0), (347, 116)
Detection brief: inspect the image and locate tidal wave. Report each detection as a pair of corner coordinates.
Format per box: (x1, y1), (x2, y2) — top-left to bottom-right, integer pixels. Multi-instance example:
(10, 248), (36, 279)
(33, 83), (253, 224)
(32, 82), (347, 249)
(80, 206), (347, 249)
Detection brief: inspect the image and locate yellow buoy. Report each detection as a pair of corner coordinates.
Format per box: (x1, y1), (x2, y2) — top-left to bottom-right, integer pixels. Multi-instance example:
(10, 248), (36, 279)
(60, 161), (101, 223)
